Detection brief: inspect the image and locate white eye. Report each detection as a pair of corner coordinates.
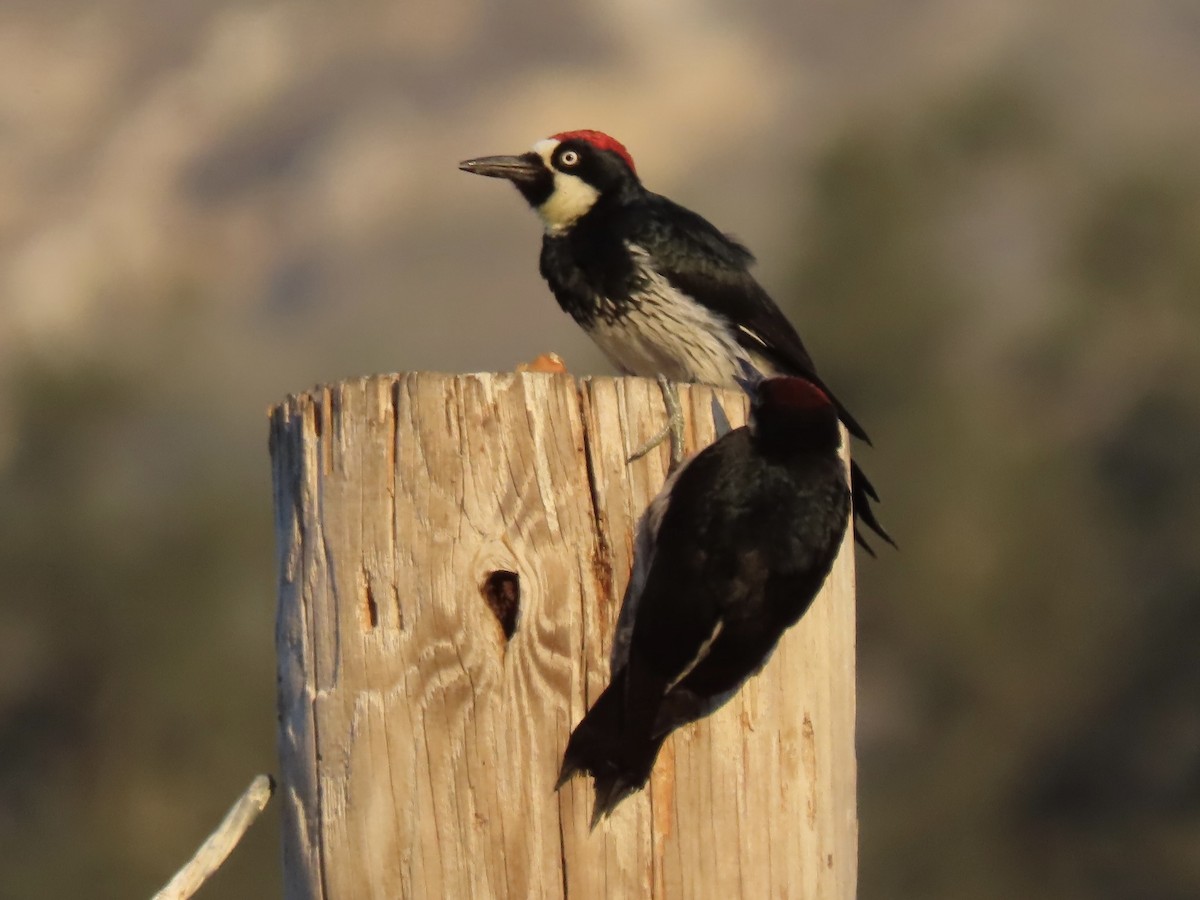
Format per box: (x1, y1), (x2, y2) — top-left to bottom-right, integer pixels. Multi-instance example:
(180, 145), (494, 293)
(559, 149), (580, 167)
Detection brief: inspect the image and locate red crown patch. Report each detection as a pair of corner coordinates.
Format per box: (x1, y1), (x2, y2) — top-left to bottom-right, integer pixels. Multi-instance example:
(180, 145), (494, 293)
(551, 130), (636, 174)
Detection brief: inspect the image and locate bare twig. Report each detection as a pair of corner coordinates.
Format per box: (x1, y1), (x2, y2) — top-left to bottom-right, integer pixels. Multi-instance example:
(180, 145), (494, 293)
(152, 773), (275, 900)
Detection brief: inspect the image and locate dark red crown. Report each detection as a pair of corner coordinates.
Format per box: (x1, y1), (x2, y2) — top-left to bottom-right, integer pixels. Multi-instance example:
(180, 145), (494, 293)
(757, 376), (832, 412)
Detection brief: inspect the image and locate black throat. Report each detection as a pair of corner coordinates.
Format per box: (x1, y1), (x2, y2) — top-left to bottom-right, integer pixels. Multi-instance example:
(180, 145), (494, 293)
(512, 152), (554, 207)
(538, 190), (649, 326)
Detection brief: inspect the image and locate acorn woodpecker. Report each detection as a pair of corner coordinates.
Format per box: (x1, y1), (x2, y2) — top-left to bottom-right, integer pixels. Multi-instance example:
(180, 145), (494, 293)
(555, 374), (851, 825)
(459, 130), (891, 551)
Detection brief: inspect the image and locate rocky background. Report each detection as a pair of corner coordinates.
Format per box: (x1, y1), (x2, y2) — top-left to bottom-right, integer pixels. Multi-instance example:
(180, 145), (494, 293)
(2, 1), (1199, 897)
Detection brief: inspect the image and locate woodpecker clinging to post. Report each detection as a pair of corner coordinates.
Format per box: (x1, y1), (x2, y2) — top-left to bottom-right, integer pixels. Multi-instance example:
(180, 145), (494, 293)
(459, 130), (891, 551)
(555, 374), (852, 825)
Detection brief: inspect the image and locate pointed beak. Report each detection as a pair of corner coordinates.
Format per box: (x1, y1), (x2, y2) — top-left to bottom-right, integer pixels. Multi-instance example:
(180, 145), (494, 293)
(458, 153), (545, 185)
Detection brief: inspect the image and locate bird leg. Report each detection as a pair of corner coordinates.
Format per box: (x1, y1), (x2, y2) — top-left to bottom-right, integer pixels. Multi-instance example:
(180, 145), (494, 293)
(627, 374), (687, 469)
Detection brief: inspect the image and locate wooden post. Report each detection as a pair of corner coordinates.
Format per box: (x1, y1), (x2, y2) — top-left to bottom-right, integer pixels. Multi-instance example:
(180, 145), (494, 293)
(269, 372), (857, 900)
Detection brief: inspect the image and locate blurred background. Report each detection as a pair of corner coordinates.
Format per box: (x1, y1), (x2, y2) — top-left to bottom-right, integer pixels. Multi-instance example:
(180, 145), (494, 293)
(2, 0), (1199, 897)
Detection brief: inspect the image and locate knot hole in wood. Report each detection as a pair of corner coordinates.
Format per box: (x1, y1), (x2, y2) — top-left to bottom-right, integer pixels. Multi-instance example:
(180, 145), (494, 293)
(481, 570), (520, 642)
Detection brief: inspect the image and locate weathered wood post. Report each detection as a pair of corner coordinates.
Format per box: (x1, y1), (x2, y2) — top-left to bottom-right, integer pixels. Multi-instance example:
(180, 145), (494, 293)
(269, 372), (857, 899)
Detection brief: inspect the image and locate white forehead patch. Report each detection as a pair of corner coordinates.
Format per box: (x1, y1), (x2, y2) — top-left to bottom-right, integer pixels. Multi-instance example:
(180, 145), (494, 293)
(532, 138), (560, 163)
(531, 137), (600, 234)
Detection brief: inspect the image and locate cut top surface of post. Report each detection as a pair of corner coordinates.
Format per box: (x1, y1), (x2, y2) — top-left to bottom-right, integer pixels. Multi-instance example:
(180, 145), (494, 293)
(270, 371), (857, 900)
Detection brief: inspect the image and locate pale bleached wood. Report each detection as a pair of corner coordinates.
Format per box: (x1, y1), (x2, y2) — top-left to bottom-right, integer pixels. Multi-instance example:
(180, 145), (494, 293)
(152, 774), (275, 900)
(270, 372), (857, 900)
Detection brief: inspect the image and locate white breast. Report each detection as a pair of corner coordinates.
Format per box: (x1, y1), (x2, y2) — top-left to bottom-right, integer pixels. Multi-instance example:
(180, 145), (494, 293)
(588, 245), (772, 386)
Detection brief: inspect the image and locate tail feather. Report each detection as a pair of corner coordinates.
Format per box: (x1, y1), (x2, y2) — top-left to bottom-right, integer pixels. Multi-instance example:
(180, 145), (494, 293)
(850, 460), (895, 554)
(556, 670), (667, 827)
(818, 387), (891, 553)
(830, 396), (871, 446)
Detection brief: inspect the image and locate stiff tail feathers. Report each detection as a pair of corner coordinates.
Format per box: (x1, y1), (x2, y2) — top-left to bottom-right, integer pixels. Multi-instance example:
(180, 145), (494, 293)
(850, 460), (895, 554)
(793, 374), (894, 555)
(555, 670), (667, 828)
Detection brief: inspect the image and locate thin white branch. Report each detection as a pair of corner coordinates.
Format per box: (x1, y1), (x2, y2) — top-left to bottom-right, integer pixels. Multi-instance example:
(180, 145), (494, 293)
(152, 773), (275, 900)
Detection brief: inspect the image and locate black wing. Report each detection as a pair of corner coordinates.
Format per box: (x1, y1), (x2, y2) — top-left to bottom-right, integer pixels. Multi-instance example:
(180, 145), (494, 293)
(623, 432), (846, 721)
(626, 194), (871, 444)
(622, 433), (755, 679)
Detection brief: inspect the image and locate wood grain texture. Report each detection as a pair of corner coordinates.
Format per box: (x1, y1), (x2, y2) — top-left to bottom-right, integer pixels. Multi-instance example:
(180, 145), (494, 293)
(269, 372), (857, 899)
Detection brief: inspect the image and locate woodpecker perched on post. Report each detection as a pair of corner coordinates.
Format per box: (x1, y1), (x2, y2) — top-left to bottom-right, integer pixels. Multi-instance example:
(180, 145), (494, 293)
(459, 129), (891, 551)
(555, 374), (851, 825)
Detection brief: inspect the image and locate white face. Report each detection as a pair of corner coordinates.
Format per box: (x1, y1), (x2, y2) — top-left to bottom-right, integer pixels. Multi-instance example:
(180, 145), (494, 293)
(532, 138), (600, 234)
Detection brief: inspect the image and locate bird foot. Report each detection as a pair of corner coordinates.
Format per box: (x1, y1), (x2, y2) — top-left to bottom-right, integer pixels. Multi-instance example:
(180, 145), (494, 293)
(627, 375), (686, 470)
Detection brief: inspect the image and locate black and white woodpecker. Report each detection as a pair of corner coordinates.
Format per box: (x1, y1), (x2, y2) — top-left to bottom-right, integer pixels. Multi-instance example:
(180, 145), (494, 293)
(459, 130), (891, 551)
(555, 374), (852, 825)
